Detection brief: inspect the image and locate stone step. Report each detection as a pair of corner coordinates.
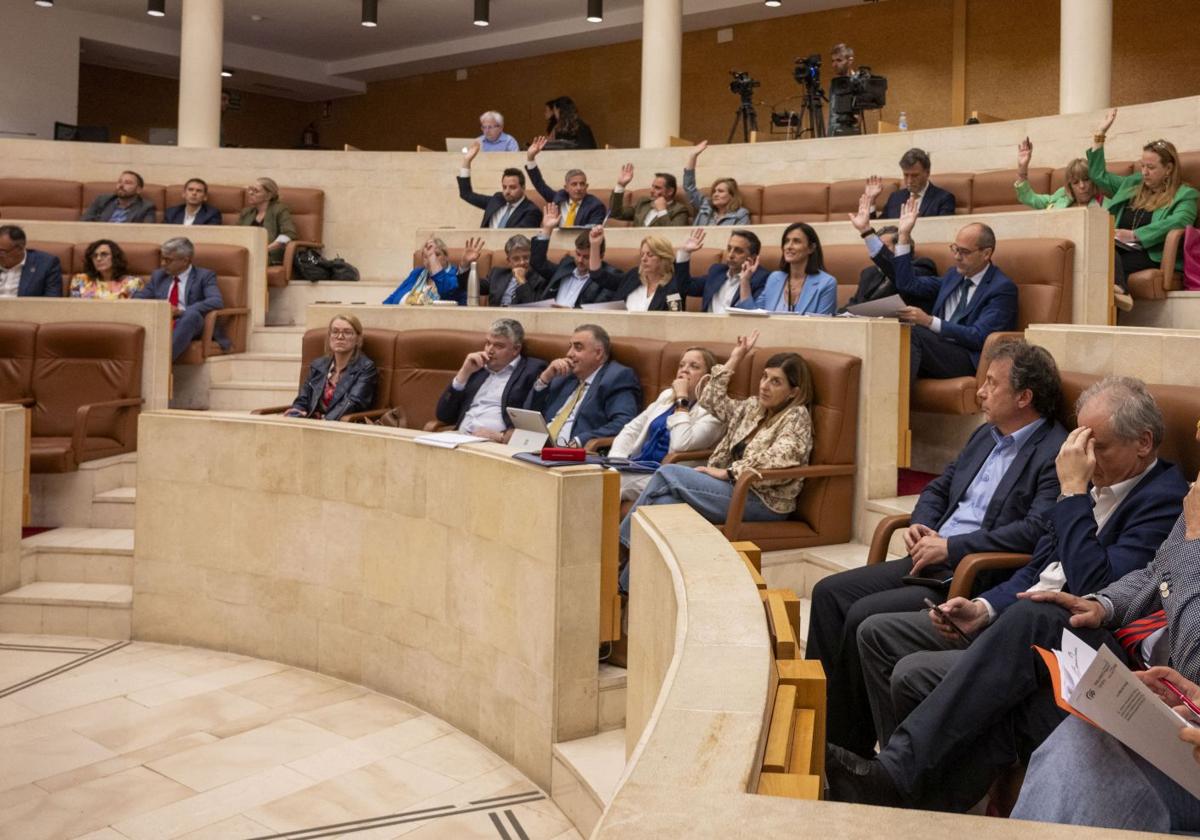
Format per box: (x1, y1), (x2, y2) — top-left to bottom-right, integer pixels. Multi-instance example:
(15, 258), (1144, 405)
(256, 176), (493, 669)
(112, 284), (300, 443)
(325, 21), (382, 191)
(208, 381), (296, 412)
(208, 353), (301, 384)
(0, 582), (131, 639)
(248, 326), (306, 354)
(552, 728), (626, 838)
(598, 662), (626, 732)
(23, 527), (135, 587)
(89, 486), (136, 529)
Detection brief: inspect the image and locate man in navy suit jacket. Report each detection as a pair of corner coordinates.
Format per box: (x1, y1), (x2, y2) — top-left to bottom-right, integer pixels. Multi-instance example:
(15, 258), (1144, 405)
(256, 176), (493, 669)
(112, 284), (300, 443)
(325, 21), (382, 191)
(892, 199), (1018, 385)
(134, 237), (224, 360)
(163, 178), (223, 226)
(524, 138), (607, 228)
(527, 226), (617, 308)
(874, 148), (957, 219)
(808, 339), (1067, 757)
(832, 377), (1190, 812)
(676, 229), (770, 313)
(524, 324), (641, 447)
(457, 142), (541, 229)
(435, 318), (548, 440)
(0, 225), (62, 297)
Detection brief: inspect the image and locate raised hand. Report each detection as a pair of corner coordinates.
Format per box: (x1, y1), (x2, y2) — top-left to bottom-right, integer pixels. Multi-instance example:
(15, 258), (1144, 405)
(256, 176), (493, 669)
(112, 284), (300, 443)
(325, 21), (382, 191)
(687, 140), (709, 168)
(729, 329), (760, 367)
(617, 163), (635, 188)
(541, 201), (560, 234)
(864, 174), (884, 203)
(461, 236), (485, 265)
(1016, 137), (1033, 178)
(589, 223), (605, 246)
(463, 140), (481, 167)
(738, 255), (760, 282)
(897, 194), (920, 241)
(1097, 107), (1118, 136)
(848, 193), (872, 232)
(683, 227), (706, 253)
(527, 135), (548, 162)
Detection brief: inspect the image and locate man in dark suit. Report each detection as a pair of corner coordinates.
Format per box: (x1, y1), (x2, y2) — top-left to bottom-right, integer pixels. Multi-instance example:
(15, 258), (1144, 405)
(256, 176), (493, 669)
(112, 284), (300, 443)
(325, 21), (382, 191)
(524, 137), (607, 228)
(525, 323), (641, 448)
(609, 163), (691, 227)
(891, 197), (1018, 386)
(675, 228), (770, 313)
(827, 379), (1191, 813)
(807, 339), (1068, 757)
(474, 235), (545, 307)
(163, 178), (222, 226)
(0, 225), (62, 298)
(134, 237), (224, 361)
(436, 318), (547, 441)
(870, 148), (957, 219)
(843, 194), (938, 313)
(526, 206), (618, 308)
(81, 170), (157, 223)
(856, 375), (1188, 748)
(457, 141), (541, 229)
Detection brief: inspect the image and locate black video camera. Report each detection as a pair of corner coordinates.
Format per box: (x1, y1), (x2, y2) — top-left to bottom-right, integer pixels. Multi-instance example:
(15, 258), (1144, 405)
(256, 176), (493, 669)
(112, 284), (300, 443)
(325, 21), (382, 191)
(793, 54), (821, 87)
(830, 67), (888, 113)
(729, 71), (760, 100)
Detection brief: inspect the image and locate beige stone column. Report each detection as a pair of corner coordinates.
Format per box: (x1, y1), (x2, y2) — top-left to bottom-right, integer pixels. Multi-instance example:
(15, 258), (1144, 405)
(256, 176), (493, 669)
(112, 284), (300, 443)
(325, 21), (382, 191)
(639, 0), (682, 149)
(1059, 0), (1111, 114)
(177, 0), (224, 148)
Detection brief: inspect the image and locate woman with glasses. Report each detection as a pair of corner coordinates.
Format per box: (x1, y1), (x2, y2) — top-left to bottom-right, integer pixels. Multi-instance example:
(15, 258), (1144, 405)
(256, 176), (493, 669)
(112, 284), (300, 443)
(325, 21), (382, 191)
(1088, 109), (1198, 312)
(284, 314), (377, 421)
(70, 239), (143, 299)
(735, 222), (837, 315)
(238, 177), (298, 266)
(382, 237), (462, 306)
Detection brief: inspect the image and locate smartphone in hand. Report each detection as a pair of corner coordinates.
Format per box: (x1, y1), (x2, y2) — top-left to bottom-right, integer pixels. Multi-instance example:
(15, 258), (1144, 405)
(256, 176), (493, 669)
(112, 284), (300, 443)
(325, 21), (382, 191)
(924, 597), (972, 645)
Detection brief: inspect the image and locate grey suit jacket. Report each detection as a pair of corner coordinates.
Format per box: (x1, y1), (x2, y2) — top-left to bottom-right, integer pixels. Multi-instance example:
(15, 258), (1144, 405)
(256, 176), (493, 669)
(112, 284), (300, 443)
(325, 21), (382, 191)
(81, 194), (157, 223)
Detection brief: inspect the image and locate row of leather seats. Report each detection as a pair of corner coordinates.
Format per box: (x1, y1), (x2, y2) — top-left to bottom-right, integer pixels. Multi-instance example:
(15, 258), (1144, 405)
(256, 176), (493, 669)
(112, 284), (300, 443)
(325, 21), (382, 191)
(0, 179), (324, 287)
(415, 238), (1074, 415)
(0, 321), (144, 473)
(263, 327), (860, 552)
(31, 240), (250, 364)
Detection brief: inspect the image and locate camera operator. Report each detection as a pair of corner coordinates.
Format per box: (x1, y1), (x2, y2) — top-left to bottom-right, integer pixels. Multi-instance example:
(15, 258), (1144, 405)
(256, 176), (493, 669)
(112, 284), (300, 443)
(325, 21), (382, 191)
(829, 43), (859, 136)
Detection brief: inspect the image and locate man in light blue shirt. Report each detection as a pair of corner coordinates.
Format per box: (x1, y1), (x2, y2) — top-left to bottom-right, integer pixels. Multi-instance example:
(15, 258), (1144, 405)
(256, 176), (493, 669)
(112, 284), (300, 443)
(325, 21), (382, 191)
(477, 110), (519, 153)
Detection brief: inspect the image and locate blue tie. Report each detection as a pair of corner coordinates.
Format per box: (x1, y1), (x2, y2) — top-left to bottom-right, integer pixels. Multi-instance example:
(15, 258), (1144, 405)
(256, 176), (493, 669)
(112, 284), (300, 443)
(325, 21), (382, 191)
(948, 278), (974, 324)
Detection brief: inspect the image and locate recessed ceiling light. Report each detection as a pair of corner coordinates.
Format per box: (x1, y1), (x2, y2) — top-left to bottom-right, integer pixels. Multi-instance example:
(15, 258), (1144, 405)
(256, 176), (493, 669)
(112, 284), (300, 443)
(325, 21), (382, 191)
(474, 0), (489, 26)
(35, 0), (54, 8)
(765, 0), (782, 7)
(221, 69), (234, 78)
(362, 0), (377, 27)
(250, 14), (266, 22)
(147, 0), (165, 17)
(587, 0), (602, 22)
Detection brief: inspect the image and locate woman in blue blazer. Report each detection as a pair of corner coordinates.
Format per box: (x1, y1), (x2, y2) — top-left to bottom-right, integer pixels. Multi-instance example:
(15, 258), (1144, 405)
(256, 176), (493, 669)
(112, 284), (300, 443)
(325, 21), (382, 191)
(735, 222), (837, 315)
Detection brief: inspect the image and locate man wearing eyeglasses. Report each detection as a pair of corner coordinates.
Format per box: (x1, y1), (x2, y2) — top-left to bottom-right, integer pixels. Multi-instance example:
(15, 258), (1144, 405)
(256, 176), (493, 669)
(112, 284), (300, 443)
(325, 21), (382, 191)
(0, 225), (62, 298)
(892, 196), (1018, 386)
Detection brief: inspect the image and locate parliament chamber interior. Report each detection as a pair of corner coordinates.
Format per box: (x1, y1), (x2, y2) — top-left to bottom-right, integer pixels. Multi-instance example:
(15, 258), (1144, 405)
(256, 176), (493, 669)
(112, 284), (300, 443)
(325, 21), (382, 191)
(2, 0), (1200, 837)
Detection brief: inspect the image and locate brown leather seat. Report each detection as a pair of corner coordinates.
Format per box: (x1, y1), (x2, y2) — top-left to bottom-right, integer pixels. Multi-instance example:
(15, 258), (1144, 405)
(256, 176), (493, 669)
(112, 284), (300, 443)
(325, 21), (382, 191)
(166, 183), (247, 225)
(934, 173), (974, 215)
(29, 322), (144, 473)
(0, 179), (83, 221)
(264, 188), (326, 288)
(822, 243), (875, 307)
(389, 330), (482, 429)
(971, 168), (1053, 214)
(28, 241), (75, 296)
(760, 183), (830, 223)
(1050, 160), (1134, 195)
(911, 238), (1074, 414)
(0, 321), (37, 405)
(1125, 150), (1200, 299)
(173, 244), (252, 364)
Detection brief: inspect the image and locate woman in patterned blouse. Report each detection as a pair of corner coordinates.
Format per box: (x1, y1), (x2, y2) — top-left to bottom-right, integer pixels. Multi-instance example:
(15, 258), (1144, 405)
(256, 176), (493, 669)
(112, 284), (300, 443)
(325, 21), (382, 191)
(70, 240), (143, 299)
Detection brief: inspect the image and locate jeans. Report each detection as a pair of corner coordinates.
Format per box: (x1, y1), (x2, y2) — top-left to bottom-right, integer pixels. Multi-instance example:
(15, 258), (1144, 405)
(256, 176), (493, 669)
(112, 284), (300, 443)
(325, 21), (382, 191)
(1011, 716), (1200, 833)
(617, 464), (787, 591)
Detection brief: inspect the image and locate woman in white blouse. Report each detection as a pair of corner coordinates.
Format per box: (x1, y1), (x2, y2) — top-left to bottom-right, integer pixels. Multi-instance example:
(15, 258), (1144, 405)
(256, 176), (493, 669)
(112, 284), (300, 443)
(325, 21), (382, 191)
(608, 347), (725, 499)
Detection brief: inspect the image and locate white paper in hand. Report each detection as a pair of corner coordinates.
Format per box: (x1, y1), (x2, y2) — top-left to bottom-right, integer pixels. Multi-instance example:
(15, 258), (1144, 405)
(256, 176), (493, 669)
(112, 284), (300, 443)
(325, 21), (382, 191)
(845, 294), (906, 318)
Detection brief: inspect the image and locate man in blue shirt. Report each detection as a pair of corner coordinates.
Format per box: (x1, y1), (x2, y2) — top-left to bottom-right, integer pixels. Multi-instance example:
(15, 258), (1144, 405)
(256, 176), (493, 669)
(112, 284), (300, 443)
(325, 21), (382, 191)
(808, 339), (1068, 757)
(476, 110), (519, 153)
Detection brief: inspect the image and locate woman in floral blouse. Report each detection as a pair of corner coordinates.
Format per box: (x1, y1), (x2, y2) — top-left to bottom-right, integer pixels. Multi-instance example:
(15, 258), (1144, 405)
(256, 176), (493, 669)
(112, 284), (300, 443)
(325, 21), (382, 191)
(617, 329), (814, 590)
(70, 240), (143, 299)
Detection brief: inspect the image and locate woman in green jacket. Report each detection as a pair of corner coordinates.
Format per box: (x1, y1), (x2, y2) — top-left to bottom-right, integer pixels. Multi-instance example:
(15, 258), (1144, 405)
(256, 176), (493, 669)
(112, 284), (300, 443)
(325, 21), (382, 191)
(1089, 108), (1198, 308)
(238, 177), (299, 266)
(1014, 137), (1099, 210)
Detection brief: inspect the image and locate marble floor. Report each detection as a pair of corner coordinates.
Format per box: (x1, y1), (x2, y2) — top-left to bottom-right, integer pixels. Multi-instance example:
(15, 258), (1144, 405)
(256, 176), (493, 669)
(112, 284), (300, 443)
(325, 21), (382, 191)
(0, 633), (582, 840)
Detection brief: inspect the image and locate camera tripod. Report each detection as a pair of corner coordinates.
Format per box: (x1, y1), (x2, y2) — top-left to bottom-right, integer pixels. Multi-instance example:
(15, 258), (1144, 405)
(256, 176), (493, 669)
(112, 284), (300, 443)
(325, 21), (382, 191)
(796, 83), (827, 140)
(727, 96), (760, 144)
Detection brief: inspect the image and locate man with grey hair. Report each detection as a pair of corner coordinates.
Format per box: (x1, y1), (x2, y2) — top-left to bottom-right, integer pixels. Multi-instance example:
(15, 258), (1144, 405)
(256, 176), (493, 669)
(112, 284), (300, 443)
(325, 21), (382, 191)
(477, 110), (518, 153)
(435, 318), (547, 441)
(524, 136), (607, 227)
(828, 374), (1189, 812)
(134, 237), (224, 360)
(467, 234), (546, 307)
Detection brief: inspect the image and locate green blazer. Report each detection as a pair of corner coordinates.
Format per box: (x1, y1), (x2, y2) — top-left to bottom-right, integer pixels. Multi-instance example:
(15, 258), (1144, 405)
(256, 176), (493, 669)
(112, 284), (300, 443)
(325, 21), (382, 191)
(238, 200), (299, 244)
(1087, 146), (1198, 266)
(1015, 180), (1077, 210)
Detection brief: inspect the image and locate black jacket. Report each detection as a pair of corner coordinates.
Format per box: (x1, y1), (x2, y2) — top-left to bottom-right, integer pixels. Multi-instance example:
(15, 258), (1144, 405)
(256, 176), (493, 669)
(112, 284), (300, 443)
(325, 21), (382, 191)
(289, 353), (377, 421)
(528, 236), (613, 307)
(435, 355), (548, 429)
(839, 251), (939, 313)
(599, 263), (688, 311)
(482, 267), (547, 306)
(456, 174), (541, 228)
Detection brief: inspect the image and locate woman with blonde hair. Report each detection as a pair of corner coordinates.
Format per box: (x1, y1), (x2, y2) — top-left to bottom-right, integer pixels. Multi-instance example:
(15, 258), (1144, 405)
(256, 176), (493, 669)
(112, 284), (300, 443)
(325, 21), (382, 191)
(382, 237), (462, 305)
(238, 176), (299, 266)
(1014, 138), (1099, 210)
(284, 313), (378, 421)
(1089, 108), (1197, 311)
(684, 141), (751, 226)
(589, 226), (686, 311)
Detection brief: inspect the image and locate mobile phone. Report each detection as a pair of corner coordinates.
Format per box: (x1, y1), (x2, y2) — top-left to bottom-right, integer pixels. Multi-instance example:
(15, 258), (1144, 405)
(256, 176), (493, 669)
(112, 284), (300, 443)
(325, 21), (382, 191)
(923, 597), (971, 645)
(901, 574), (953, 587)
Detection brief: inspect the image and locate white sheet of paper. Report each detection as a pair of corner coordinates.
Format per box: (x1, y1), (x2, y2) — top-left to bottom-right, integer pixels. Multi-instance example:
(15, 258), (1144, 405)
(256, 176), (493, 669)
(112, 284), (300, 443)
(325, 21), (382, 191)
(581, 300), (627, 310)
(727, 307), (770, 317)
(508, 299), (556, 309)
(844, 294), (906, 318)
(414, 432), (487, 449)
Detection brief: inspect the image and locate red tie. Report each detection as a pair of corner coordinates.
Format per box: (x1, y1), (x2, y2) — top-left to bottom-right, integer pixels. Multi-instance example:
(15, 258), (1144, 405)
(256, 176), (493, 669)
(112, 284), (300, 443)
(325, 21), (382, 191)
(1114, 608), (1167, 668)
(168, 275), (180, 307)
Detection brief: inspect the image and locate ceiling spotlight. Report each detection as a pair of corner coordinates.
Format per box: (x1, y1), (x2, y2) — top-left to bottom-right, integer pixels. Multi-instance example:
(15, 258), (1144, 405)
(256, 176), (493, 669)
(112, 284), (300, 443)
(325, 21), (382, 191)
(221, 69), (234, 78)
(587, 0), (603, 23)
(361, 0), (377, 27)
(474, 0), (489, 26)
(34, 0), (54, 8)
(765, 0), (782, 6)
(147, 0), (165, 16)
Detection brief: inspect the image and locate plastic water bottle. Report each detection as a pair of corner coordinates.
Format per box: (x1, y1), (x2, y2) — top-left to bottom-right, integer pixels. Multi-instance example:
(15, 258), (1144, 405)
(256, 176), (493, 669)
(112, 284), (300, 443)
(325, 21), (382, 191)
(898, 111), (909, 131)
(467, 261), (479, 307)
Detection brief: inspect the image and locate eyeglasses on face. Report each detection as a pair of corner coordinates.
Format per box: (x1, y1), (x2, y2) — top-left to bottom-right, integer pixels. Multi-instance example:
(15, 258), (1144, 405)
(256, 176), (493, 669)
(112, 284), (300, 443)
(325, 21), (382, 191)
(329, 329), (356, 338)
(949, 244), (983, 257)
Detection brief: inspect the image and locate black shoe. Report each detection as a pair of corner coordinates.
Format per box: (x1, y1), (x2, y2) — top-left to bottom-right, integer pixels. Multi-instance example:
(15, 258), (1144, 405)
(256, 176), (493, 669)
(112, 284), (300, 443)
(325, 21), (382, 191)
(825, 743), (905, 807)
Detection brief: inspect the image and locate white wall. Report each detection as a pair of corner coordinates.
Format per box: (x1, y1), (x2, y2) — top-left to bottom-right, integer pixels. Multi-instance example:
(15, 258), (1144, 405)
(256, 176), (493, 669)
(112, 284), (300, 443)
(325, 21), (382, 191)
(0, 4), (81, 140)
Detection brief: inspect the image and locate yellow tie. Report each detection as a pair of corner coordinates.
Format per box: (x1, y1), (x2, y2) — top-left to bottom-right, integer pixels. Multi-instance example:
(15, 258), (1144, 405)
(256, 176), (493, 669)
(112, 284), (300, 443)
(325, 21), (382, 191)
(547, 380), (586, 443)
(565, 201), (579, 226)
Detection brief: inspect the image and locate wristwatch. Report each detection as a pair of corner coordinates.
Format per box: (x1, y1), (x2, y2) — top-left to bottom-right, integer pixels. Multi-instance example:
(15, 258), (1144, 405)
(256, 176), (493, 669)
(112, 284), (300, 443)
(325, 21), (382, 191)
(674, 397), (690, 410)
(1056, 491), (1085, 503)
(860, 228), (876, 239)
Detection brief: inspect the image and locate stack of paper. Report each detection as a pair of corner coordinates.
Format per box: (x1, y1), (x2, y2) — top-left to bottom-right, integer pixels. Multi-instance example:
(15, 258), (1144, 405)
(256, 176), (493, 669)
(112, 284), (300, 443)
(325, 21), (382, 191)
(413, 432), (487, 449)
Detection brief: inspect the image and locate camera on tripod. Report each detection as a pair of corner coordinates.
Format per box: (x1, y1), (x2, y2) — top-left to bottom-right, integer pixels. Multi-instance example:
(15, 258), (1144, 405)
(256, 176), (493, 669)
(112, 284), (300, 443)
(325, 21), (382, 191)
(729, 71), (760, 101)
(829, 66), (888, 113)
(793, 54), (822, 88)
